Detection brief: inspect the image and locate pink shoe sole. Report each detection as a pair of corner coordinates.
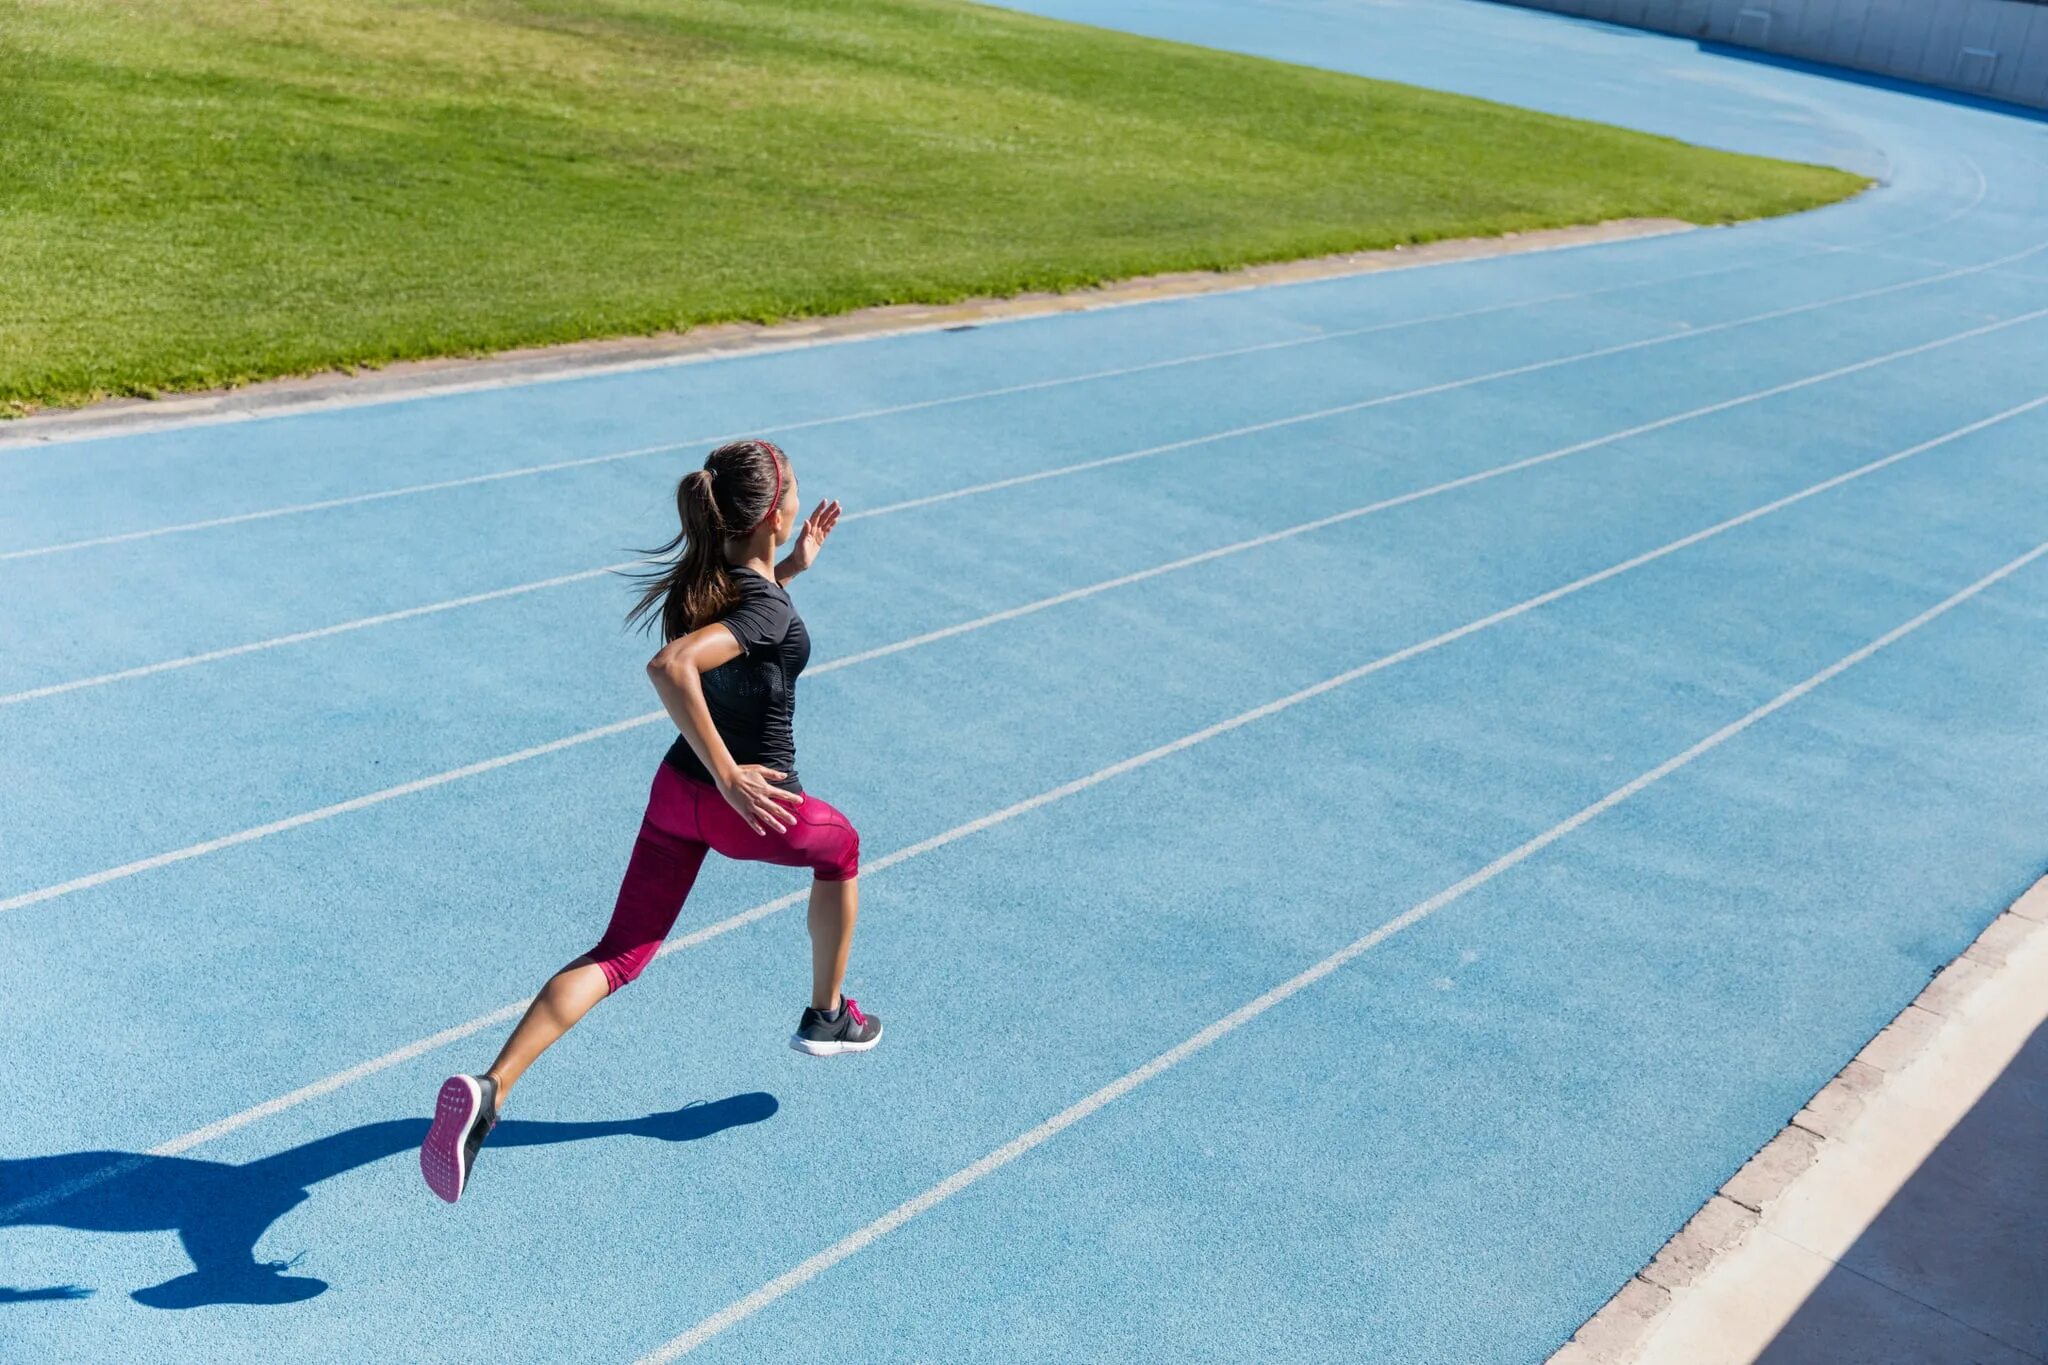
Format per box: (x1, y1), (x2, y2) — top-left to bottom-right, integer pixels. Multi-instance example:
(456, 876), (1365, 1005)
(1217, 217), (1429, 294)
(420, 1075), (483, 1204)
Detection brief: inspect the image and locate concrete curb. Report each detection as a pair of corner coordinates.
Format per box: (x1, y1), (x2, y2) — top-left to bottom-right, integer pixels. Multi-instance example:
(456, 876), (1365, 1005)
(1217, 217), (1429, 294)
(1549, 877), (2048, 1364)
(0, 218), (1692, 450)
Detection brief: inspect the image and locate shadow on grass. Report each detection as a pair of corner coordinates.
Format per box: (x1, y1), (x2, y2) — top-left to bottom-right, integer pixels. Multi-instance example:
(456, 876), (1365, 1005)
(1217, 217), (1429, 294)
(0, 1092), (777, 1310)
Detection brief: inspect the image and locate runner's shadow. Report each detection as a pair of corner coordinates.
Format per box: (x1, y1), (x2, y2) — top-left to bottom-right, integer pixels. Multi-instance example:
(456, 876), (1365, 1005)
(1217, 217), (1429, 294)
(0, 1091), (777, 1310)
(0, 1285), (94, 1303)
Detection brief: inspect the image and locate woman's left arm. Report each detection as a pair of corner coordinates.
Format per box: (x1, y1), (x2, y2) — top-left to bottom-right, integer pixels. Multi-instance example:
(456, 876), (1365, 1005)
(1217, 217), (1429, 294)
(776, 499), (842, 586)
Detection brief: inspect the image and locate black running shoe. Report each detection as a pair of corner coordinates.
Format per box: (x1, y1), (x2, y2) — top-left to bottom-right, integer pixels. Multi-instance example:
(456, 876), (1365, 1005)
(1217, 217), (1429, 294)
(421, 1073), (499, 1203)
(790, 997), (883, 1056)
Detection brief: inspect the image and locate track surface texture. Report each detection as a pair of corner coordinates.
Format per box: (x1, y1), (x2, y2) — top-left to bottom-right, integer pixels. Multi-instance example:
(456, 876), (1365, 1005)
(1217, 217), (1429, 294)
(4, 2), (2047, 1360)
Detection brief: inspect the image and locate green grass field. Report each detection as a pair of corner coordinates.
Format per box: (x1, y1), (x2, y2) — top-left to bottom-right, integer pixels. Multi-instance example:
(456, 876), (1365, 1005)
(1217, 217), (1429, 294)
(0, 0), (1866, 413)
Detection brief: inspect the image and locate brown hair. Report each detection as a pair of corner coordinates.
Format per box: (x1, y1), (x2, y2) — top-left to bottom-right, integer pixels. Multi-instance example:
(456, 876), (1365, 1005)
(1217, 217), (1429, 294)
(626, 439), (786, 641)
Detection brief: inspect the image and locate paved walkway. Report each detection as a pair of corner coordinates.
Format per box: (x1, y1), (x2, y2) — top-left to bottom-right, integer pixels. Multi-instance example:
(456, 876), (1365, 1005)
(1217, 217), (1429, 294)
(1571, 882), (2048, 1363)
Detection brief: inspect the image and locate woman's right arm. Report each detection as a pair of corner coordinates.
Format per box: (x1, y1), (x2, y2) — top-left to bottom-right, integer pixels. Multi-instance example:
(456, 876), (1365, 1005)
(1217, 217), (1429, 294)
(646, 627), (803, 834)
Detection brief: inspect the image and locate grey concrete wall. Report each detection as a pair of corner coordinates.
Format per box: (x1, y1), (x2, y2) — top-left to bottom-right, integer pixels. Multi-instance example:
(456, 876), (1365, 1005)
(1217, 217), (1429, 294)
(1497, 0), (2048, 110)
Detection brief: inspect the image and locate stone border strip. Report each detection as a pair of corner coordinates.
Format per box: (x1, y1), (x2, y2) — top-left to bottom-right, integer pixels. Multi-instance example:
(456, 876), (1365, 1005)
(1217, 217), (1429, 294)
(0, 218), (1690, 448)
(1549, 874), (2048, 1365)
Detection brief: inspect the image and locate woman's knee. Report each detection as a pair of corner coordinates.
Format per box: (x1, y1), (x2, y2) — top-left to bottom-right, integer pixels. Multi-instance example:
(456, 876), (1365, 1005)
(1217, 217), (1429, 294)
(589, 818), (707, 992)
(807, 815), (860, 883)
(589, 939), (656, 992)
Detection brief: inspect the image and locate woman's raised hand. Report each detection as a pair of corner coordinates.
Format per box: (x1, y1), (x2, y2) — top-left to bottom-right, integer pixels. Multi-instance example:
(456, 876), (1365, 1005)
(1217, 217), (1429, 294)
(718, 765), (804, 835)
(781, 499), (842, 578)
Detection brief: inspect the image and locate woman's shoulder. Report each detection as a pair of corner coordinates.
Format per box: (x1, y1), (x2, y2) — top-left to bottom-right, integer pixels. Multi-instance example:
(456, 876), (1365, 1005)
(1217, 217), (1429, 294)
(728, 568), (793, 608)
(714, 569), (798, 648)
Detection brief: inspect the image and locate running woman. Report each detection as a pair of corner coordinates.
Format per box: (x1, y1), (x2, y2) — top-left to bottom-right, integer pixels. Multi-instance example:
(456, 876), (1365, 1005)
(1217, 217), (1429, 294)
(420, 438), (879, 1204)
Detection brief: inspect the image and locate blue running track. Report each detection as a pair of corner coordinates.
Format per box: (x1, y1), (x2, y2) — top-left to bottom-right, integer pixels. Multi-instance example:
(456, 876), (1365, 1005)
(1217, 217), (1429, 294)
(5, 2), (2048, 1359)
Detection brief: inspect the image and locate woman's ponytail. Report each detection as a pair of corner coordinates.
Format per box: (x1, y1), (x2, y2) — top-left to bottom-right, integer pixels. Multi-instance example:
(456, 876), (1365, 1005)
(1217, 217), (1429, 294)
(626, 439), (785, 641)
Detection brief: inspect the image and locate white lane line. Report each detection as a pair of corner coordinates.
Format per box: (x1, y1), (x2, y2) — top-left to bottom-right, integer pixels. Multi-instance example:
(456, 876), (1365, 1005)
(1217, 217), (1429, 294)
(8, 348), (2044, 922)
(838, 300), (2048, 521)
(0, 143), (2005, 464)
(637, 529), (2048, 1363)
(0, 997), (538, 1220)
(5, 386), (2044, 918)
(1891, 155), (1990, 242)
(0, 563), (639, 707)
(2, 214), (1870, 463)
(1814, 154), (1988, 250)
(17, 300), (2045, 709)
(7, 228), (2034, 565)
(0, 146), (2004, 469)
(0, 223), (1719, 459)
(1841, 245), (2048, 287)
(0, 713), (669, 915)
(0, 150), (2008, 469)
(7, 391), (2040, 1224)
(0, 288), (1669, 558)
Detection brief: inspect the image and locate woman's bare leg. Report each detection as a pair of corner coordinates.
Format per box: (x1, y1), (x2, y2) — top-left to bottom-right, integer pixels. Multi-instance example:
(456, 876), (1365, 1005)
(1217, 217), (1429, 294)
(484, 956), (612, 1102)
(807, 876), (859, 1010)
(480, 867), (849, 1097)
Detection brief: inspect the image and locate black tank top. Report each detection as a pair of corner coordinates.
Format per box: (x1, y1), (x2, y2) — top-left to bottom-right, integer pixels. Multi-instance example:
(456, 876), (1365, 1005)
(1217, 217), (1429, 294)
(663, 569), (811, 794)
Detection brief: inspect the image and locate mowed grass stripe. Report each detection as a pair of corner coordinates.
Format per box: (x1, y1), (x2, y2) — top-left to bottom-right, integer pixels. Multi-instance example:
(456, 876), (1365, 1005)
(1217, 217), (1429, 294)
(0, 0), (1862, 411)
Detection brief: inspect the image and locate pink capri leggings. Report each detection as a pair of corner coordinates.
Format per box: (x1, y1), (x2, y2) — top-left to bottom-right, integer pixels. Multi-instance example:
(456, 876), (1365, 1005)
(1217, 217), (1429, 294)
(590, 763), (860, 992)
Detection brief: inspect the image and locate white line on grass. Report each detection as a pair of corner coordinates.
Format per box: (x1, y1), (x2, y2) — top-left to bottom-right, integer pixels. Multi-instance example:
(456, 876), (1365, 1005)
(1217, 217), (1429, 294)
(7, 228), (2040, 564)
(6, 390), (2041, 1226)
(636, 526), (2048, 1363)
(7, 302), (2043, 710)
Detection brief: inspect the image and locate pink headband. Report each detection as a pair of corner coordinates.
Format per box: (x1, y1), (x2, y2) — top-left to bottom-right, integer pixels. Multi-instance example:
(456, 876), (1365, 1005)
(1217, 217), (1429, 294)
(747, 443), (785, 535)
